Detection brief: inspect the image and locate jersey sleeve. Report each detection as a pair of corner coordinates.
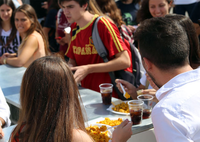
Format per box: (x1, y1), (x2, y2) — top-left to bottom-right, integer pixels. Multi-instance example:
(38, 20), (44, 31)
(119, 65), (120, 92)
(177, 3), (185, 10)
(97, 17), (129, 59)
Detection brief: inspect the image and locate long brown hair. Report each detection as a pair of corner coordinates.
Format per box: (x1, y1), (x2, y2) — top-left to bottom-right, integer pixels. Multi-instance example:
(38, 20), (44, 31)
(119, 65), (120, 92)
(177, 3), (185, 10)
(96, 0), (124, 27)
(136, 0), (173, 23)
(11, 56), (87, 142)
(14, 4), (49, 55)
(0, 0), (17, 46)
(165, 14), (200, 69)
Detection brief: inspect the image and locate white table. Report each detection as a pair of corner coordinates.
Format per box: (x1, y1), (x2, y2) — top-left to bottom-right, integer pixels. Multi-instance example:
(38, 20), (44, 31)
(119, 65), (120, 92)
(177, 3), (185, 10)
(0, 65), (154, 141)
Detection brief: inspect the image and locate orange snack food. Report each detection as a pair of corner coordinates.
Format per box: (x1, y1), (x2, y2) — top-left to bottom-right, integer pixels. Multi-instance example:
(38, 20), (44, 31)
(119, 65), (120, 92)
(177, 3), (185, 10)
(86, 125), (110, 142)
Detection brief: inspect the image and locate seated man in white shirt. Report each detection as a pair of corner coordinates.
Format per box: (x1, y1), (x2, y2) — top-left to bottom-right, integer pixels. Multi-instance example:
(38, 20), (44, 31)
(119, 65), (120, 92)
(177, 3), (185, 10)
(134, 17), (200, 142)
(0, 87), (11, 139)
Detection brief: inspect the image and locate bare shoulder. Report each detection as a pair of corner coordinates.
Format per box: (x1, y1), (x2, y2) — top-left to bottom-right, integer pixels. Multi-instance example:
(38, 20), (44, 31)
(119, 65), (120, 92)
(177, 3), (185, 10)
(72, 129), (93, 142)
(25, 31), (42, 46)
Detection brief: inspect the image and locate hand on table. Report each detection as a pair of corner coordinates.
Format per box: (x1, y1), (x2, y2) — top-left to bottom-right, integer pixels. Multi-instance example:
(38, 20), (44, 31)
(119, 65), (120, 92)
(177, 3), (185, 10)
(2, 53), (16, 58)
(112, 119), (132, 142)
(115, 79), (137, 99)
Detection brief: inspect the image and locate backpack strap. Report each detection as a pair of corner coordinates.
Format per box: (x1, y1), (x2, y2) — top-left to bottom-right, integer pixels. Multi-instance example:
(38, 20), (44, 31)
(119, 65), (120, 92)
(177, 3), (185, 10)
(92, 16), (108, 62)
(129, 43), (141, 87)
(92, 16), (127, 100)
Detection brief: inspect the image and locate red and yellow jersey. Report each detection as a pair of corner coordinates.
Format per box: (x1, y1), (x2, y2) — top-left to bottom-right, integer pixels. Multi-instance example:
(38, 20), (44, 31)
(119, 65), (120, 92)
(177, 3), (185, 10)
(66, 15), (132, 98)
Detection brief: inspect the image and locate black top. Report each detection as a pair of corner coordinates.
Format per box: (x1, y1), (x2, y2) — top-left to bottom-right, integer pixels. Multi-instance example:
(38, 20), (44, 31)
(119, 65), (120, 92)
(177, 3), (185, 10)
(116, 1), (139, 25)
(30, 0), (47, 19)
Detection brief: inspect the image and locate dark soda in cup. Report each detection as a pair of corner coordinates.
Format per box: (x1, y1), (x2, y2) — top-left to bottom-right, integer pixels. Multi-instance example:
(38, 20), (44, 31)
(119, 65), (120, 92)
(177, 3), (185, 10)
(143, 109), (151, 119)
(99, 83), (113, 105)
(130, 109), (143, 125)
(137, 94), (153, 119)
(128, 100), (144, 125)
(101, 90), (112, 105)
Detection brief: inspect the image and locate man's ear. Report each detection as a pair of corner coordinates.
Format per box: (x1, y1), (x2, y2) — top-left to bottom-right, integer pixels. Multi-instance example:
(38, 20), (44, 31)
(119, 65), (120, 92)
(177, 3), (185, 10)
(143, 57), (153, 72)
(82, 3), (88, 10)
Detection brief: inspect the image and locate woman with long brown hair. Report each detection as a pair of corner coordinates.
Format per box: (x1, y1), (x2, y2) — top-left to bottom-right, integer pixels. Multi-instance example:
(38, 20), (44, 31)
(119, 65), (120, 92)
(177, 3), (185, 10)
(0, 0), (20, 64)
(0, 4), (49, 67)
(10, 55), (132, 142)
(10, 56), (92, 142)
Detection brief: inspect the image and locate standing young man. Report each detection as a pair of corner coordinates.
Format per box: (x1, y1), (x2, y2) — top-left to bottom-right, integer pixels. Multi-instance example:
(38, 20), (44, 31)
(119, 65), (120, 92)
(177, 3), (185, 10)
(59, 0), (132, 98)
(134, 17), (200, 141)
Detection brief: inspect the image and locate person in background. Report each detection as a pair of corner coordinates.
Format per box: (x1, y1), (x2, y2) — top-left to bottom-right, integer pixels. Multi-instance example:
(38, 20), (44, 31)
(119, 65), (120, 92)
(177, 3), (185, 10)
(190, 2), (200, 38)
(43, 0), (60, 52)
(136, 0), (173, 23)
(173, 0), (199, 18)
(60, 0), (132, 99)
(12, 0), (22, 8)
(55, 8), (71, 61)
(0, 87), (11, 139)
(30, 0), (47, 24)
(10, 55), (132, 142)
(116, 0), (140, 33)
(0, 0), (20, 65)
(96, 0), (134, 44)
(134, 16), (200, 142)
(0, 4), (49, 67)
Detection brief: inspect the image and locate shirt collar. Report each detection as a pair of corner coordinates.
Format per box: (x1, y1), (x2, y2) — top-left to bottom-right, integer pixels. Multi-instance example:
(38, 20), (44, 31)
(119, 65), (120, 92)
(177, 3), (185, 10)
(156, 67), (200, 101)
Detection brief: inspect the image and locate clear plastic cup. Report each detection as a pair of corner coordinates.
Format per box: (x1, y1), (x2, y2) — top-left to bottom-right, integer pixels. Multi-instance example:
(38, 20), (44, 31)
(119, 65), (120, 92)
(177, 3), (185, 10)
(128, 100), (144, 125)
(137, 94), (154, 119)
(99, 83), (113, 105)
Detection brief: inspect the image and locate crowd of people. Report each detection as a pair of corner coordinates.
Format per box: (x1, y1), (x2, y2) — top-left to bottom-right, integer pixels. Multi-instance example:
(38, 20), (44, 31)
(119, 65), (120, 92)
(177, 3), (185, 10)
(0, 0), (200, 141)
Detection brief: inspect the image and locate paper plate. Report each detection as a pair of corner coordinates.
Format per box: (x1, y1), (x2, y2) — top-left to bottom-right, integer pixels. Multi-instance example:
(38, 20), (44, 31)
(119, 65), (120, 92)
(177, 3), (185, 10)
(107, 101), (130, 115)
(85, 123), (112, 142)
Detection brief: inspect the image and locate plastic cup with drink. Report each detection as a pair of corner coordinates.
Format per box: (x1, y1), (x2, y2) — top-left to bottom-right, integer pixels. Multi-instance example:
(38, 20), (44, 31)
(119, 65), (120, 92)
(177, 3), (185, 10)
(99, 83), (113, 105)
(137, 94), (154, 119)
(128, 100), (144, 125)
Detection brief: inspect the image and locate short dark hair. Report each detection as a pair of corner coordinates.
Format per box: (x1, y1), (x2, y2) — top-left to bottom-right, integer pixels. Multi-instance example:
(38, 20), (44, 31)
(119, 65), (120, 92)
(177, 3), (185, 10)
(58, 0), (89, 7)
(134, 17), (190, 70)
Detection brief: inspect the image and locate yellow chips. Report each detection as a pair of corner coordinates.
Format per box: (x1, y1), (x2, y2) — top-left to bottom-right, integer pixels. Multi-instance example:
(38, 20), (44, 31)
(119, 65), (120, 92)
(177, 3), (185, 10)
(97, 117), (123, 126)
(112, 102), (129, 113)
(124, 92), (130, 99)
(86, 125), (110, 142)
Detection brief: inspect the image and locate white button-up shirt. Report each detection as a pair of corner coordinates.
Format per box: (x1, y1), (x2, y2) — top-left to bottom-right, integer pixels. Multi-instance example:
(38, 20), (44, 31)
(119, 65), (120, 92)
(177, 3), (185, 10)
(0, 87), (11, 127)
(152, 68), (200, 142)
